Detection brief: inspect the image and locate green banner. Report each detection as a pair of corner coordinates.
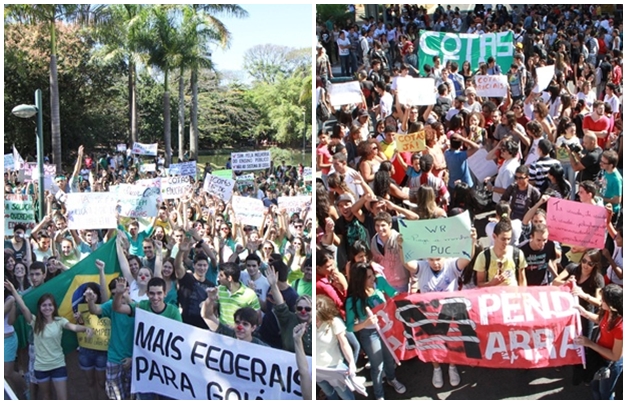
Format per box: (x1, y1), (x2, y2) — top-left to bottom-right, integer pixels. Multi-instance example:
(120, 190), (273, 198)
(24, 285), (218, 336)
(418, 30), (513, 74)
(17, 237), (121, 353)
(212, 169), (233, 179)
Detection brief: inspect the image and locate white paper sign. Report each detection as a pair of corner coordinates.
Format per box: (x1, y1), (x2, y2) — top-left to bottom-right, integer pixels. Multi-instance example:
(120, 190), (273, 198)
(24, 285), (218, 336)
(396, 77), (436, 106)
(278, 196), (311, 215)
(132, 142), (158, 156)
(467, 148), (498, 181)
(533, 65), (555, 93)
(114, 184), (160, 218)
(168, 161), (197, 177)
(203, 175), (235, 202)
(231, 151), (271, 171)
(328, 81), (363, 106)
(140, 163), (156, 173)
(236, 173), (254, 183)
(474, 75), (508, 97)
(117, 144), (127, 152)
(160, 176), (192, 199)
(66, 192), (118, 229)
(4, 154), (15, 171)
(131, 309), (309, 400)
(303, 167), (312, 181)
(232, 195), (265, 228)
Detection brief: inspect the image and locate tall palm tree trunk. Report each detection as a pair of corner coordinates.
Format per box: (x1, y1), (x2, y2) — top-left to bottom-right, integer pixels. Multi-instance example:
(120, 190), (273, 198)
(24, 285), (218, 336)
(178, 67), (185, 161)
(130, 61), (138, 144)
(190, 68), (199, 161)
(164, 69), (171, 167)
(50, 22), (62, 172)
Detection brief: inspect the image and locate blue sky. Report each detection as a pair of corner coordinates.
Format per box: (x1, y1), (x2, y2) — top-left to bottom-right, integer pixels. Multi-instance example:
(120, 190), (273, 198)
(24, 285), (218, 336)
(211, 4), (313, 79)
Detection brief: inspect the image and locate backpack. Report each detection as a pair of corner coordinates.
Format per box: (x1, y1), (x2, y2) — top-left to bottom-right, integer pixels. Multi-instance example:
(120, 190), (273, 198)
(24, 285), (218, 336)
(482, 246), (522, 282)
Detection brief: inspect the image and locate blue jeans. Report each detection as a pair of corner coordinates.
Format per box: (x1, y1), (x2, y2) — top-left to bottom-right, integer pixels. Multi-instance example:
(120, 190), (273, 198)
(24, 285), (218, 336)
(591, 357), (622, 400)
(357, 327), (397, 399)
(339, 55), (350, 77)
(346, 331), (360, 365)
(561, 161), (577, 200)
(318, 364), (355, 401)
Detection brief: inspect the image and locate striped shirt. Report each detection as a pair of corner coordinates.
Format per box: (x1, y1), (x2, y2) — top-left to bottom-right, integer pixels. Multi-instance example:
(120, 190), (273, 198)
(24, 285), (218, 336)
(217, 283), (260, 327)
(528, 156), (560, 190)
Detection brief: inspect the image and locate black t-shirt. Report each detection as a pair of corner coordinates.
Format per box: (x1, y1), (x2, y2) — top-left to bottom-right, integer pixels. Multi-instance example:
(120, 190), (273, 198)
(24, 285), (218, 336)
(4, 240), (27, 262)
(335, 214), (370, 272)
(580, 147), (602, 182)
(177, 272), (215, 329)
(519, 239), (557, 286)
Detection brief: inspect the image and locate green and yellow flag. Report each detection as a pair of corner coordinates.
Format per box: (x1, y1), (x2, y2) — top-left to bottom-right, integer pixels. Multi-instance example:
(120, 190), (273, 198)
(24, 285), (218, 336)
(17, 237), (121, 353)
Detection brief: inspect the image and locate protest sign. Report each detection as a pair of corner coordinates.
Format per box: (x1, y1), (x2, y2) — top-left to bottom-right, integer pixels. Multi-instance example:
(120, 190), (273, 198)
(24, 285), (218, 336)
(303, 167), (312, 181)
(140, 163), (156, 173)
(278, 196), (311, 215)
(546, 198), (606, 248)
(400, 211), (472, 260)
(419, 30), (513, 74)
(328, 81), (362, 106)
(131, 310), (309, 400)
(396, 131), (426, 152)
(114, 184), (160, 217)
(4, 194), (36, 235)
(76, 303), (111, 351)
(169, 161), (197, 177)
(204, 175), (235, 202)
(66, 192), (118, 229)
(212, 169), (233, 179)
(232, 196), (265, 228)
(4, 154), (15, 171)
(373, 285), (582, 368)
(12, 145), (24, 170)
(117, 144), (127, 152)
(19, 162), (57, 181)
(475, 75), (508, 97)
(533, 65), (555, 93)
(161, 176), (193, 200)
(231, 151), (271, 171)
(235, 173), (255, 184)
(132, 142), (158, 156)
(396, 77), (436, 106)
(136, 177), (161, 189)
(467, 148), (498, 181)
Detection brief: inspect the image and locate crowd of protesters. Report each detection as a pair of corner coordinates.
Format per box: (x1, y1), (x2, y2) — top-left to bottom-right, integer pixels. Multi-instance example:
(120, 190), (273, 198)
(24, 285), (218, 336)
(316, 4), (622, 400)
(4, 145), (313, 400)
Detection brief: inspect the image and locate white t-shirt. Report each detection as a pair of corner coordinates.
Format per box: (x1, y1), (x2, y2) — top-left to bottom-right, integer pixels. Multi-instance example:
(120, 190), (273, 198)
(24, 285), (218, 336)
(316, 317), (347, 368)
(337, 37), (350, 56)
(379, 92), (394, 119)
(486, 219), (523, 246)
(493, 158), (520, 203)
(239, 271), (270, 304)
(525, 138), (542, 166)
(414, 258), (463, 293)
(603, 94), (621, 114)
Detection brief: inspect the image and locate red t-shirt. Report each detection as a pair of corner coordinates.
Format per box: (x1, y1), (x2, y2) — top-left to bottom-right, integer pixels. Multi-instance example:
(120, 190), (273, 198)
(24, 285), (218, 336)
(582, 115), (611, 149)
(316, 142), (332, 175)
(316, 274), (346, 319)
(597, 311), (623, 360)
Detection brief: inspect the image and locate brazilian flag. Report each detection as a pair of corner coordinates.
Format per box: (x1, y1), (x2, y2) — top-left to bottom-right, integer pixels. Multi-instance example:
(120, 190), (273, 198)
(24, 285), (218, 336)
(16, 237), (121, 353)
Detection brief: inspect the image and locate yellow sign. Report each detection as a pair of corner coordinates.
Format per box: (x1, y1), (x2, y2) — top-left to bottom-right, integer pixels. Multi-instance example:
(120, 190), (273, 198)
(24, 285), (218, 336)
(396, 131), (426, 152)
(76, 303), (111, 351)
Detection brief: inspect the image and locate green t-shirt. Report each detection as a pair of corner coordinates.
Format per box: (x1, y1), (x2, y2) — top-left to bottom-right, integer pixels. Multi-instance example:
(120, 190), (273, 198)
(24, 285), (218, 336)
(217, 283), (260, 327)
(29, 316), (69, 371)
(602, 170), (623, 213)
(292, 278), (312, 297)
(131, 300), (182, 322)
(100, 300), (135, 364)
(345, 276), (397, 333)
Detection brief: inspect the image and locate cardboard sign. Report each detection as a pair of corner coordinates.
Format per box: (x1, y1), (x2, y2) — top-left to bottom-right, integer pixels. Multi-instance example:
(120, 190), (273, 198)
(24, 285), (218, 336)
(419, 30), (514, 74)
(4, 194), (36, 235)
(396, 77), (436, 106)
(467, 148), (498, 181)
(232, 196), (265, 228)
(204, 175), (235, 202)
(328, 81), (362, 106)
(169, 161), (197, 177)
(132, 142), (158, 156)
(546, 198), (606, 248)
(278, 196), (311, 215)
(114, 184), (160, 218)
(533, 65), (556, 93)
(66, 192), (118, 229)
(160, 176), (193, 200)
(400, 210), (473, 260)
(131, 309), (309, 400)
(396, 130), (426, 152)
(231, 151), (271, 171)
(117, 144), (127, 152)
(373, 285), (582, 368)
(475, 75), (508, 97)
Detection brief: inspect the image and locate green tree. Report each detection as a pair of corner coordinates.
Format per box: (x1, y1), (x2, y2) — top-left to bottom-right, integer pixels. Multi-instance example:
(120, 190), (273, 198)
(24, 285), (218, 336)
(243, 44), (310, 84)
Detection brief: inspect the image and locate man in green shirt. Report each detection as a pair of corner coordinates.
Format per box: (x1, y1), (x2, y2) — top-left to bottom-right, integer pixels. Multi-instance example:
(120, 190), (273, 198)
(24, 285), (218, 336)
(216, 263), (260, 328)
(600, 150), (622, 221)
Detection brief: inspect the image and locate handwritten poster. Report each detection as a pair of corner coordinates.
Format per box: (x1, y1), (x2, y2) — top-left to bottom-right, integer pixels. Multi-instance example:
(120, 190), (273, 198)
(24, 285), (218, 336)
(117, 144), (127, 152)
(160, 176), (193, 200)
(231, 151), (271, 171)
(475, 75), (508, 97)
(546, 198), (606, 248)
(303, 167), (312, 181)
(278, 196), (311, 215)
(232, 196), (265, 229)
(4, 194), (36, 235)
(400, 210), (473, 260)
(66, 193), (118, 229)
(467, 148), (499, 181)
(169, 161), (197, 177)
(140, 163), (156, 173)
(396, 77), (436, 106)
(114, 184), (160, 218)
(204, 175), (235, 202)
(328, 81), (362, 106)
(132, 142), (158, 156)
(396, 131), (426, 152)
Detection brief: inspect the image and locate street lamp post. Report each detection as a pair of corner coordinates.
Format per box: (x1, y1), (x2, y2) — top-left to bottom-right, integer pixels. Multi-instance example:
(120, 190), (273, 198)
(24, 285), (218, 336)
(11, 89), (45, 221)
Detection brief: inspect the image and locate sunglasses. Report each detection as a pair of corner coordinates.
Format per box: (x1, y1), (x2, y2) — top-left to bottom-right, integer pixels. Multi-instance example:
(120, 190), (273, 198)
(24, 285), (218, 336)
(581, 259), (593, 266)
(514, 176), (527, 180)
(296, 306), (312, 312)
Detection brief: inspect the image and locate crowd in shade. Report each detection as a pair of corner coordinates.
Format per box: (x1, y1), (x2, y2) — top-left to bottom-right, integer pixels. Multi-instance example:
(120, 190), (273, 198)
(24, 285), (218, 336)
(315, 3), (622, 400)
(4, 144), (313, 400)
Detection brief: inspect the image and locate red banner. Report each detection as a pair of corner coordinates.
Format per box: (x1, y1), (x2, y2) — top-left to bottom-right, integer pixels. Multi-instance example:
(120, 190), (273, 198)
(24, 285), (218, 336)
(372, 285), (585, 369)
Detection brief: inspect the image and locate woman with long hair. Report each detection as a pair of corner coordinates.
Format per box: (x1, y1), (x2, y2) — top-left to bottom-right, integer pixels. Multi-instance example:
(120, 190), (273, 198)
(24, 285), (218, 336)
(315, 295), (357, 400)
(4, 284), (92, 400)
(373, 161), (409, 204)
(411, 185), (447, 219)
(485, 202), (522, 246)
(286, 237), (307, 284)
(461, 60), (473, 82)
(533, 102), (556, 142)
(575, 284), (623, 399)
(345, 262), (406, 400)
(358, 140), (381, 186)
(546, 164), (572, 199)
(12, 261), (30, 293)
(159, 257), (178, 306)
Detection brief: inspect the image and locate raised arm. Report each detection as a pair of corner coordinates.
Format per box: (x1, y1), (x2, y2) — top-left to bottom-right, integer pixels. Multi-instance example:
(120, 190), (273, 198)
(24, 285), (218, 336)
(266, 265), (285, 307)
(115, 231), (135, 284)
(174, 239), (193, 280)
(95, 259), (109, 302)
(522, 194), (550, 225)
(200, 289), (220, 331)
(293, 323), (312, 400)
(112, 278), (132, 315)
(71, 145), (84, 179)
(4, 281), (33, 324)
